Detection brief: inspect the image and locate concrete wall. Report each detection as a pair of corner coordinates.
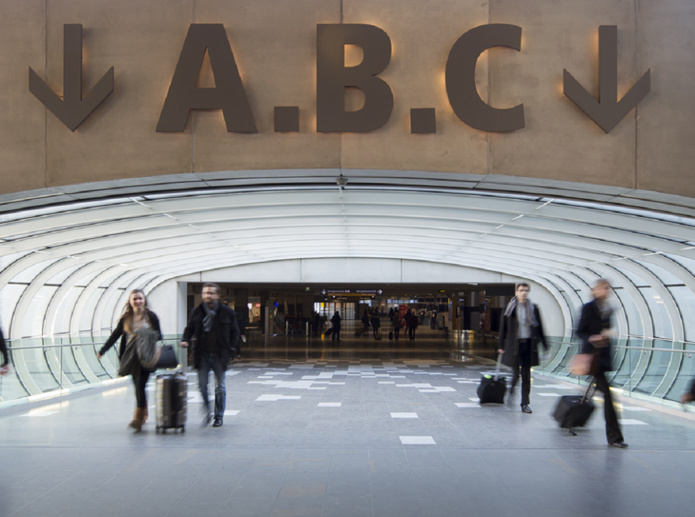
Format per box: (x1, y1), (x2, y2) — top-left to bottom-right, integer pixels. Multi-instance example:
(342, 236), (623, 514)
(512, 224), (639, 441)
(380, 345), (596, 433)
(0, 0), (693, 198)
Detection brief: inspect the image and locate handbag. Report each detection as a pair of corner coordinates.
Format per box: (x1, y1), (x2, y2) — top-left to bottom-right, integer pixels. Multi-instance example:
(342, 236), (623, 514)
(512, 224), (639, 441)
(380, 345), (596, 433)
(135, 327), (161, 370)
(568, 353), (598, 376)
(117, 339), (139, 377)
(155, 344), (178, 369)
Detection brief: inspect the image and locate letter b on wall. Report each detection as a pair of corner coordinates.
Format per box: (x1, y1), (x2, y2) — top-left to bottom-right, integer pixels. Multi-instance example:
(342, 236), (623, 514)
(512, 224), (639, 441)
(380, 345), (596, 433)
(316, 24), (394, 132)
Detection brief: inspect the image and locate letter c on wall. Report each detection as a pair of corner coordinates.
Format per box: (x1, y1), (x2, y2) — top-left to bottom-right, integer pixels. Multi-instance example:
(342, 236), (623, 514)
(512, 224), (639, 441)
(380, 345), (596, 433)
(446, 24), (524, 132)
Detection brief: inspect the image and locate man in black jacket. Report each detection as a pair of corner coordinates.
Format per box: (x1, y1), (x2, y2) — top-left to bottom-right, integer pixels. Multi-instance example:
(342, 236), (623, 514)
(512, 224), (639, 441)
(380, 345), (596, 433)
(577, 279), (627, 448)
(180, 283), (240, 427)
(498, 282), (548, 414)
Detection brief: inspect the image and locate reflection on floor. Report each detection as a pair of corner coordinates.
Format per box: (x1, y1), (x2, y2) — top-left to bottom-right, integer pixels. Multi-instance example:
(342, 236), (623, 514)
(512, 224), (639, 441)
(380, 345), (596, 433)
(241, 319), (498, 363)
(1, 330), (694, 516)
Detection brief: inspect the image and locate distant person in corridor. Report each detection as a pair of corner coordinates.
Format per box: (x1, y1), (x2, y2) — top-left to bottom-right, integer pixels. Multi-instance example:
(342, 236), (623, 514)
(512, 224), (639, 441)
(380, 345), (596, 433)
(330, 310), (342, 341)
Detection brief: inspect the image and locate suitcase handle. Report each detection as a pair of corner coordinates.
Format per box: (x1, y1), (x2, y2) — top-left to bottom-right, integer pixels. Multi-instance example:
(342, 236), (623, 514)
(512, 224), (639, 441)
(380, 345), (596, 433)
(494, 353), (503, 381)
(179, 345), (188, 373)
(580, 376), (596, 404)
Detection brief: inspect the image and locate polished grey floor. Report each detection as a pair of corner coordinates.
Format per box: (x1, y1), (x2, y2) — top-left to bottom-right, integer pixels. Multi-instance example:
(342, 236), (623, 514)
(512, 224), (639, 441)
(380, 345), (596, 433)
(1, 332), (694, 517)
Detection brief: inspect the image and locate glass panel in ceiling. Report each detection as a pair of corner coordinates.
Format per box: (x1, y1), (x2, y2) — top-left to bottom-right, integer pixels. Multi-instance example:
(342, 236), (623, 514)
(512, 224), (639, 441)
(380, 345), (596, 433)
(1, 284), (26, 329)
(668, 286), (695, 342)
(610, 263), (650, 287)
(638, 286), (674, 340)
(663, 254), (695, 279)
(50, 286), (85, 335)
(612, 288), (645, 338)
(10, 258), (61, 284)
(46, 264), (83, 285)
(633, 258), (686, 286)
(20, 286), (58, 338)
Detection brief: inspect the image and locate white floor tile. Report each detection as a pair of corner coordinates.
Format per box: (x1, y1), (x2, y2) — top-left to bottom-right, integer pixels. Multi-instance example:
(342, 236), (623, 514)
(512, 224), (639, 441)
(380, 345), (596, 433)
(619, 419), (649, 425)
(256, 394), (302, 402)
(400, 436), (436, 445)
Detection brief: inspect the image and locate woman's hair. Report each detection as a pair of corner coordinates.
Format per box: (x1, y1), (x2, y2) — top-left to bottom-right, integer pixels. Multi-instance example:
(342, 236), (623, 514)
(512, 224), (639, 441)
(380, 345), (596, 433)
(122, 289), (149, 333)
(593, 278), (611, 288)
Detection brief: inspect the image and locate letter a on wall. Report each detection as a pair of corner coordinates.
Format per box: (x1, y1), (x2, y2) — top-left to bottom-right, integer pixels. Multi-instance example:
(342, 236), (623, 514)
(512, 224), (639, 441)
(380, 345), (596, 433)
(157, 24), (256, 133)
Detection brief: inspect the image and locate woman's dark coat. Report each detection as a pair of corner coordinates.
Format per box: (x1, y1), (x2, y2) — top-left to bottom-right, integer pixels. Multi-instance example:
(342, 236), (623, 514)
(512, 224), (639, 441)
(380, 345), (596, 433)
(99, 310), (162, 359)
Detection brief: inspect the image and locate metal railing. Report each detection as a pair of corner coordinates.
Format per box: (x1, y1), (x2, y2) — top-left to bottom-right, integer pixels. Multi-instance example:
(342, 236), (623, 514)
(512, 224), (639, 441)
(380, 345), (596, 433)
(2, 332), (694, 409)
(0, 336), (182, 407)
(536, 336), (695, 407)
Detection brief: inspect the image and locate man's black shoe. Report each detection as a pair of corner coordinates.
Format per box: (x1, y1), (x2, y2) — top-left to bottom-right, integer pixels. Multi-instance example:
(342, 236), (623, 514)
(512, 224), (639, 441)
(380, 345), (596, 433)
(212, 418), (223, 427)
(610, 441), (628, 448)
(521, 405), (533, 414)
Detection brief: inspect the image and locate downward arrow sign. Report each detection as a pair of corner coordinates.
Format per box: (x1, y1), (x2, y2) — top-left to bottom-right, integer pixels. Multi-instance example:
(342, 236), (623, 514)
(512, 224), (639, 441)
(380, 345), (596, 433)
(29, 24), (114, 131)
(563, 25), (650, 133)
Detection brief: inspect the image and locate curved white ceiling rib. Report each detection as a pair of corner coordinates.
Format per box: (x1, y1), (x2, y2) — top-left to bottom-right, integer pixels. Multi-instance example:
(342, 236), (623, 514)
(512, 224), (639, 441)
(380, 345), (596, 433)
(0, 170), (694, 342)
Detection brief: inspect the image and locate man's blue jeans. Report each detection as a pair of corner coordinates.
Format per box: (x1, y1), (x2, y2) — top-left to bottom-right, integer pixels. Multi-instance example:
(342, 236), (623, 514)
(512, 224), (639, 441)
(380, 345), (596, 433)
(197, 353), (226, 420)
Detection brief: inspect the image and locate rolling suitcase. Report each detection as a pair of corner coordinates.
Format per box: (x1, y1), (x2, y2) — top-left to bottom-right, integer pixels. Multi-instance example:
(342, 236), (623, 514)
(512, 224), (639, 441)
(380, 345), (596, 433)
(155, 352), (187, 433)
(553, 379), (595, 435)
(477, 355), (506, 404)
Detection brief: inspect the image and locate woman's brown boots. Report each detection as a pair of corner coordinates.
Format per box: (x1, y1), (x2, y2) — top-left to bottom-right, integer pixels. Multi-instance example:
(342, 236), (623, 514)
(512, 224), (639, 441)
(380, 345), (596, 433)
(129, 407), (146, 432)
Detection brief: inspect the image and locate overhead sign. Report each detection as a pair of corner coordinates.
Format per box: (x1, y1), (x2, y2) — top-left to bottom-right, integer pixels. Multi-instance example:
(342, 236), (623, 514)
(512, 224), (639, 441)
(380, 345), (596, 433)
(28, 23), (649, 134)
(29, 25), (114, 131)
(321, 288), (382, 297)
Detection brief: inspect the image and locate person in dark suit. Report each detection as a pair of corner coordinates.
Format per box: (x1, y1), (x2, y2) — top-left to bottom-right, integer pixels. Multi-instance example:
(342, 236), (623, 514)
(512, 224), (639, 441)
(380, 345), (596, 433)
(180, 283), (240, 428)
(330, 311), (342, 341)
(577, 279), (627, 448)
(498, 282), (548, 413)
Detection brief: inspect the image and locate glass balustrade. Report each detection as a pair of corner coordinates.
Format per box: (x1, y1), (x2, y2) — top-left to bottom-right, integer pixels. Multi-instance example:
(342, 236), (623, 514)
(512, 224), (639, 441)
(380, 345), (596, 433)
(0, 335), (182, 406)
(2, 333), (694, 409)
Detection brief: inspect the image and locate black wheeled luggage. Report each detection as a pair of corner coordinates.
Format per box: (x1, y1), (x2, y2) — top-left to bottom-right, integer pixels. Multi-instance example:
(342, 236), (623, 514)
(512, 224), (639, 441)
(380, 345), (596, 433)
(477, 355), (507, 404)
(155, 351), (187, 433)
(553, 380), (595, 434)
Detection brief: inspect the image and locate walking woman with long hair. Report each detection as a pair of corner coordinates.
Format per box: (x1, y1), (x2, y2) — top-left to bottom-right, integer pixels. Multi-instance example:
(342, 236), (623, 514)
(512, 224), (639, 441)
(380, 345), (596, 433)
(97, 289), (162, 431)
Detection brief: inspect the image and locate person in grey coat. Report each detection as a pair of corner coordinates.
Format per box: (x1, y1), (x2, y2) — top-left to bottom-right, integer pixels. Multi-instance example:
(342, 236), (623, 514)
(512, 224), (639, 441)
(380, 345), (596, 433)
(498, 282), (548, 413)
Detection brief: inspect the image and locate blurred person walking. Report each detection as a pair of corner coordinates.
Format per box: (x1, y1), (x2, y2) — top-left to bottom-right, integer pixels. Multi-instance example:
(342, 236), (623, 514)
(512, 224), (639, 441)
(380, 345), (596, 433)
(577, 279), (627, 448)
(97, 289), (162, 431)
